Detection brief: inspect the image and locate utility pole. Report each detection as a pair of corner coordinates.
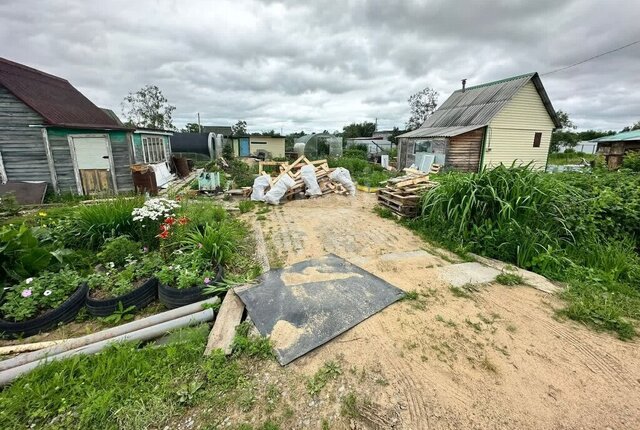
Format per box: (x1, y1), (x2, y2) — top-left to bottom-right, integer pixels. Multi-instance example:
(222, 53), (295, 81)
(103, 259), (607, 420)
(197, 113), (201, 132)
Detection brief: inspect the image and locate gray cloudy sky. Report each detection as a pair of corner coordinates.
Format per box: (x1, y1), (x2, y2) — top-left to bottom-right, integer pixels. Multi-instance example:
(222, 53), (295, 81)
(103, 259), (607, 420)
(1, 0), (639, 133)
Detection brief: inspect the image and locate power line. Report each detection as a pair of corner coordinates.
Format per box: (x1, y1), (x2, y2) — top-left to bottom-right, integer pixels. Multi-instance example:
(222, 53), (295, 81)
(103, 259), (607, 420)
(541, 39), (640, 76)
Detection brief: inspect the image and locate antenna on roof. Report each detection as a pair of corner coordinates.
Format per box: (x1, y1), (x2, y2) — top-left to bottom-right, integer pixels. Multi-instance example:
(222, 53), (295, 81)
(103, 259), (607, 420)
(461, 79), (467, 92)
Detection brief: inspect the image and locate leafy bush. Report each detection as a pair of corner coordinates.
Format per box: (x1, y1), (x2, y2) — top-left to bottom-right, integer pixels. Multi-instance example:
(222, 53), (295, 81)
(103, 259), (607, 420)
(0, 224), (61, 287)
(182, 220), (246, 265)
(60, 197), (145, 249)
(227, 159), (257, 188)
(156, 252), (217, 289)
(97, 237), (141, 268)
(88, 252), (163, 298)
(0, 268), (82, 322)
(343, 147), (368, 160)
(0, 193), (20, 216)
(622, 151), (640, 172)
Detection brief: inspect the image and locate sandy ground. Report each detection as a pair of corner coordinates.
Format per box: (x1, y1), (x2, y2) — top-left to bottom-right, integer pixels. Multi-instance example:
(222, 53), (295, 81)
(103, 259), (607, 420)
(250, 193), (640, 430)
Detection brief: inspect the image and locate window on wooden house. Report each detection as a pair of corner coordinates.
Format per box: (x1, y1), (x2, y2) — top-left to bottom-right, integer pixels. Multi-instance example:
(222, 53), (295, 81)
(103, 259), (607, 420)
(414, 140), (433, 153)
(142, 136), (167, 163)
(533, 132), (542, 148)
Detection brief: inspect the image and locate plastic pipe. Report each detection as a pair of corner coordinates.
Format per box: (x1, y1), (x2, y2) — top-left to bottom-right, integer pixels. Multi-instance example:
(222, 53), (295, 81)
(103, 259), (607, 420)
(0, 308), (214, 386)
(0, 297), (220, 372)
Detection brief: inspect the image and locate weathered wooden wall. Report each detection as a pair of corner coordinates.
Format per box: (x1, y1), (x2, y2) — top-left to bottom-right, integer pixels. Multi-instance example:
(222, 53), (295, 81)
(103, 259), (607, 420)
(47, 128), (134, 194)
(0, 85), (51, 184)
(446, 128), (484, 172)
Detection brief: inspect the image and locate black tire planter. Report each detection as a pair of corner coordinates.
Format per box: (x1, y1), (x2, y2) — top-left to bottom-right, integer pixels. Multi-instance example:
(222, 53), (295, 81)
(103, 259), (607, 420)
(159, 265), (224, 309)
(0, 283), (89, 339)
(86, 277), (159, 317)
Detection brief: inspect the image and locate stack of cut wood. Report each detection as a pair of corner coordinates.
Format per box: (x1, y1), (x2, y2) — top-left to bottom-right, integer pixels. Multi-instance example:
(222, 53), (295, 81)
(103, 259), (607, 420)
(376, 167), (439, 217)
(257, 155), (350, 200)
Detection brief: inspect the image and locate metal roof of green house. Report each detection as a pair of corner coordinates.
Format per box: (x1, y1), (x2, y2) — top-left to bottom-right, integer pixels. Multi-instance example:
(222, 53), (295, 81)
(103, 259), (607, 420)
(398, 72), (560, 138)
(592, 130), (640, 142)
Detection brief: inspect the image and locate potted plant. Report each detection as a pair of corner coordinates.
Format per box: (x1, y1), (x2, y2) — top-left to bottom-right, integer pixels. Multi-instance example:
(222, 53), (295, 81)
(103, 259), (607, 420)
(157, 251), (223, 309)
(0, 269), (87, 338)
(85, 251), (163, 317)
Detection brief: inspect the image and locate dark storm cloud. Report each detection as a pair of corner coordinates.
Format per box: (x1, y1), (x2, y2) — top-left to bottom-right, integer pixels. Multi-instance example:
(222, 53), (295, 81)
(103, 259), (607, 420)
(0, 0), (638, 132)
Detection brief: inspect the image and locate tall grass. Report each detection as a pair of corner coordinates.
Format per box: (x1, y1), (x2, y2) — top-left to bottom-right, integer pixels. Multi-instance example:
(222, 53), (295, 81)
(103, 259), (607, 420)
(414, 165), (640, 339)
(59, 197), (145, 250)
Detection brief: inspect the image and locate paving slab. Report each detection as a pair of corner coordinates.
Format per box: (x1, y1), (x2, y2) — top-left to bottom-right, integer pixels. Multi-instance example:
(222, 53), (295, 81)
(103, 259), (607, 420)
(438, 262), (501, 287)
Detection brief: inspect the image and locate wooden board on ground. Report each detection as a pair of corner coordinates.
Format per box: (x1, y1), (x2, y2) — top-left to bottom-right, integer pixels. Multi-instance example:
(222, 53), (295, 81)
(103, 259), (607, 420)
(204, 289), (245, 356)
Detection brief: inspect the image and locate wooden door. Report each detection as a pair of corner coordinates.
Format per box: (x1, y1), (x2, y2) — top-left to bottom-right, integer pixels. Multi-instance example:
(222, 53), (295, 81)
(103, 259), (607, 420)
(70, 135), (114, 194)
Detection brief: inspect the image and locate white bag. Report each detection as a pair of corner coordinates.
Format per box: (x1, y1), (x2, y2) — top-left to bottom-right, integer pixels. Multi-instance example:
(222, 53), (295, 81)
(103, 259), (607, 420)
(264, 174), (296, 205)
(329, 167), (356, 196)
(301, 165), (322, 197)
(250, 174), (272, 202)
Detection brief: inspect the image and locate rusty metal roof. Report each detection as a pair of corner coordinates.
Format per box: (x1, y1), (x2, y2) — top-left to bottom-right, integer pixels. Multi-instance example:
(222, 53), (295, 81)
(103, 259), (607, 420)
(399, 72), (560, 138)
(0, 57), (127, 129)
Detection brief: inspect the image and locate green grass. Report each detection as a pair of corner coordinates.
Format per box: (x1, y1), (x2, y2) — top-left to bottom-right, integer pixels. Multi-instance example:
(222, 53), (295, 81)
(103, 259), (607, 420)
(495, 273), (524, 286)
(238, 200), (256, 214)
(0, 323), (275, 429)
(412, 165), (640, 339)
(548, 152), (596, 165)
(340, 392), (360, 419)
(306, 361), (342, 396)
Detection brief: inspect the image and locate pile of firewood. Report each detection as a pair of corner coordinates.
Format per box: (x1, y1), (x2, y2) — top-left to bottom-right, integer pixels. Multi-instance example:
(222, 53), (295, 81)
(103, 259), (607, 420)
(259, 156), (350, 199)
(376, 166), (440, 217)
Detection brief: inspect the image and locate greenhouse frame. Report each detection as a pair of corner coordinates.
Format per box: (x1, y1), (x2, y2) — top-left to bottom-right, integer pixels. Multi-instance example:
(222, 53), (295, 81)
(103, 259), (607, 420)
(294, 133), (343, 158)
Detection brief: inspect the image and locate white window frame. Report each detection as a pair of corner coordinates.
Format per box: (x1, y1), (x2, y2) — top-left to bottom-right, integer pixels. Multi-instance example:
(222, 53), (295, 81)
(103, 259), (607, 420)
(141, 135), (167, 164)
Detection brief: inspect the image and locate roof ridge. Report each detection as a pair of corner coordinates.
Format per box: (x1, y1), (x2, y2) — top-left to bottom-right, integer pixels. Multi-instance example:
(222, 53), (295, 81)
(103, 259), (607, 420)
(0, 57), (68, 83)
(458, 72), (535, 92)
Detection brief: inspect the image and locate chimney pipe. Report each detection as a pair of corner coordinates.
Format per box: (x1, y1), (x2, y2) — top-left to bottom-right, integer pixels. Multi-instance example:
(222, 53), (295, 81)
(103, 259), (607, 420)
(461, 79), (467, 92)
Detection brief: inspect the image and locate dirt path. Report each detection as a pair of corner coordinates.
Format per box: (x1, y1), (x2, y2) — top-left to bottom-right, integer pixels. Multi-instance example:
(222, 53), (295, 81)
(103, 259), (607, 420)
(253, 193), (640, 430)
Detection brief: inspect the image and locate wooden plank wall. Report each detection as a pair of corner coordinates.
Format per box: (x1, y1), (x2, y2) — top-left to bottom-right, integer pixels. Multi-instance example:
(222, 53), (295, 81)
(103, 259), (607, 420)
(47, 129), (134, 194)
(446, 129), (484, 172)
(0, 85), (51, 184)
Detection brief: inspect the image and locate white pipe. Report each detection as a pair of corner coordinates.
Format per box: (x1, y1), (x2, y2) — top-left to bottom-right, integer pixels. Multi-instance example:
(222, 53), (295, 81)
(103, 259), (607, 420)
(0, 308), (215, 386)
(0, 297), (220, 372)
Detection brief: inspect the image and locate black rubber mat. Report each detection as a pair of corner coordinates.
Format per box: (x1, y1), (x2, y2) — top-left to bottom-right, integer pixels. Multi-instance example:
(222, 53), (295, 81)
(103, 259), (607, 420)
(235, 254), (405, 365)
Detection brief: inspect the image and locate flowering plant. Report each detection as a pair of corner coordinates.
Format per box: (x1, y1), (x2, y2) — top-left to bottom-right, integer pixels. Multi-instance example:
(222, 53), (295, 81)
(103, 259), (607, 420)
(87, 252), (163, 298)
(156, 251), (217, 290)
(0, 269), (82, 322)
(131, 198), (180, 222)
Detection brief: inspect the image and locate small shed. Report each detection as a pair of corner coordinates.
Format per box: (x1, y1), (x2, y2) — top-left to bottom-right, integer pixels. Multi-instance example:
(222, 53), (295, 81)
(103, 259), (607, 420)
(231, 135), (285, 159)
(593, 130), (640, 169)
(397, 73), (561, 172)
(0, 57), (135, 195)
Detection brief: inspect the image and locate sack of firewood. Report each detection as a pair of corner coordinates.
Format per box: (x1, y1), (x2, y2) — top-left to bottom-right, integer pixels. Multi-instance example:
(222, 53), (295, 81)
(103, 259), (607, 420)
(329, 167), (356, 196)
(264, 174), (296, 205)
(301, 165), (322, 197)
(250, 174), (271, 202)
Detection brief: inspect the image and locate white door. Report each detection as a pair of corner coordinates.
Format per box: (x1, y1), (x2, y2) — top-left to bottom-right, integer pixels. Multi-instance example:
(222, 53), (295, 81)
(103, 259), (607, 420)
(70, 135), (115, 194)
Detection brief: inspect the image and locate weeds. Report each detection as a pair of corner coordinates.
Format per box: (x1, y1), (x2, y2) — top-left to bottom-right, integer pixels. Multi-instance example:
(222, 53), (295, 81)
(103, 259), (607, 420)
(239, 200), (256, 214)
(232, 322), (274, 359)
(340, 392), (360, 419)
(307, 361), (342, 396)
(495, 272), (524, 286)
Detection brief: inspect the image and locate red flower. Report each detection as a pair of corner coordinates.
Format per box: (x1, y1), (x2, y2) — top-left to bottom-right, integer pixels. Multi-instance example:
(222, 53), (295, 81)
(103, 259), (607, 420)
(159, 223), (169, 232)
(164, 217), (176, 225)
(178, 216), (189, 226)
(158, 230), (170, 239)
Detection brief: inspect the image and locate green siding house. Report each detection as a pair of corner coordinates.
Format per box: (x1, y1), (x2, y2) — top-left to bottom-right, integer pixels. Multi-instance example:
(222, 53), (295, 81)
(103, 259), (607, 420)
(0, 57), (142, 195)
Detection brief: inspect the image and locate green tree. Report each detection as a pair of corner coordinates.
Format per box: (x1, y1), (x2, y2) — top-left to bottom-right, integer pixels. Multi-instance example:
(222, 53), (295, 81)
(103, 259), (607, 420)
(121, 85), (175, 130)
(406, 87), (439, 131)
(181, 123), (201, 133)
(342, 122), (376, 139)
(550, 109), (577, 152)
(231, 120), (247, 136)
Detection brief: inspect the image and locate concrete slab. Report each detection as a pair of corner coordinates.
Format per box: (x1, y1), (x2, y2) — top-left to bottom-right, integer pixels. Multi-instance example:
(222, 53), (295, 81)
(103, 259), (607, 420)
(438, 262), (501, 287)
(470, 254), (562, 294)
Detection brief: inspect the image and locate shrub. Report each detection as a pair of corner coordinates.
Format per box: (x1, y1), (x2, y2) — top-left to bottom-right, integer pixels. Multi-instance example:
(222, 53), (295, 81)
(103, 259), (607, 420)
(0, 224), (59, 287)
(97, 237), (141, 268)
(622, 151), (640, 172)
(60, 197), (145, 249)
(156, 251), (217, 289)
(182, 220), (246, 265)
(0, 193), (20, 216)
(0, 268), (82, 322)
(343, 148), (368, 160)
